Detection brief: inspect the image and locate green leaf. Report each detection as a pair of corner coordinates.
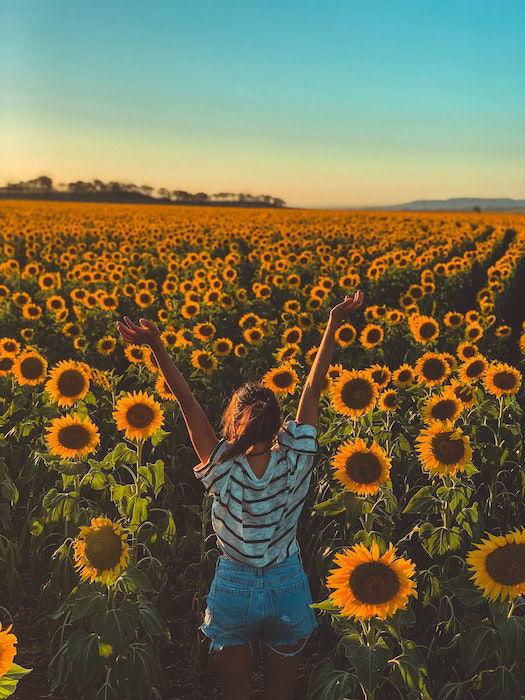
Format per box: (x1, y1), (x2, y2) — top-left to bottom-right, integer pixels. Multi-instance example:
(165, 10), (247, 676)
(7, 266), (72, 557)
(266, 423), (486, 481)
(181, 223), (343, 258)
(138, 459), (165, 497)
(481, 666), (520, 700)
(307, 658), (356, 700)
(494, 615), (525, 660)
(389, 640), (431, 700)
(150, 427), (170, 447)
(92, 600), (139, 655)
(137, 600), (167, 636)
(459, 618), (497, 675)
(121, 567), (155, 593)
(403, 486), (436, 515)
(437, 682), (475, 700)
(0, 664), (32, 699)
(342, 633), (391, 693)
(71, 586), (107, 622)
(310, 598), (341, 612)
(419, 525), (462, 557)
(442, 574), (484, 607)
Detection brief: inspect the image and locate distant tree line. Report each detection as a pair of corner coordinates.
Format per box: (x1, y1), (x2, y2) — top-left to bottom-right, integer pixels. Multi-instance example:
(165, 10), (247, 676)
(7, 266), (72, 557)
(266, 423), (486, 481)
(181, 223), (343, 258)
(0, 176), (286, 207)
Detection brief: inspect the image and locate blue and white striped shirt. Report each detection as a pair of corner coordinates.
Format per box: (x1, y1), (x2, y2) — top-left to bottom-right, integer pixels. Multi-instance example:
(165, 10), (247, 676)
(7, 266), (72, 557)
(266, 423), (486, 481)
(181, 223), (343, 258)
(193, 420), (319, 568)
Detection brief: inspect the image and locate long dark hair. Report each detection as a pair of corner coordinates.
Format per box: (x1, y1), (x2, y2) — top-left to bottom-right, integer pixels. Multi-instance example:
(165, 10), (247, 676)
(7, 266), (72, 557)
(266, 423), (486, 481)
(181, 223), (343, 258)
(215, 381), (282, 465)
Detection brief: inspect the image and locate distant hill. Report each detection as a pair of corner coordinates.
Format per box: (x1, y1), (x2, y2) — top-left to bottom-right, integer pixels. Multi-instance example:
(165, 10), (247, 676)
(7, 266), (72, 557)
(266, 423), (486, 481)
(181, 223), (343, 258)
(367, 198), (525, 211)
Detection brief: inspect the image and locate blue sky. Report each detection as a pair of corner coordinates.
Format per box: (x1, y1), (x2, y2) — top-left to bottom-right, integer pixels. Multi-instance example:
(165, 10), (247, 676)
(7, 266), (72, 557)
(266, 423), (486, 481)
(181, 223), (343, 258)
(1, 0), (524, 207)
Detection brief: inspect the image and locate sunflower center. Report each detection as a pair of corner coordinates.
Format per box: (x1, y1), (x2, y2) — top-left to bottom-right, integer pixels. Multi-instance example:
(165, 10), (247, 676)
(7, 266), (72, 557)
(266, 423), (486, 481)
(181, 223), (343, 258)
(84, 526), (123, 572)
(485, 543), (525, 586)
(383, 393), (397, 408)
(58, 424), (91, 450)
(372, 370), (388, 385)
(492, 371), (517, 391)
(366, 329), (381, 344)
(274, 371), (293, 388)
(21, 356), (45, 379)
(431, 399), (457, 421)
(462, 345), (477, 358)
(57, 369), (87, 397)
(450, 315), (461, 325)
(126, 403), (155, 428)
(286, 330), (300, 344)
(422, 359), (446, 380)
(345, 452), (382, 484)
(466, 360), (485, 378)
(455, 386), (473, 403)
(420, 322), (437, 339)
(339, 328), (355, 342)
(341, 378), (374, 409)
(349, 561), (400, 604)
(0, 357), (15, 371)
(397, 369), (412, 382)
(199, 355), (213, 368)
(430, 431), (466, 465)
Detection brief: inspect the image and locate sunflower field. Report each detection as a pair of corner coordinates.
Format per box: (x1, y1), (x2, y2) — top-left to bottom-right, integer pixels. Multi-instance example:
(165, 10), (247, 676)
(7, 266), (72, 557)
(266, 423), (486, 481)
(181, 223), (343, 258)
(0, 199), (524, 699)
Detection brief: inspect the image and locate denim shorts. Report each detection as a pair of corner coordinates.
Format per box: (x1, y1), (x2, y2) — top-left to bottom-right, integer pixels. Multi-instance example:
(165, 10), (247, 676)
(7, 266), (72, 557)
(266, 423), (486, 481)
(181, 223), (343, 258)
(198, 550), (319, 657)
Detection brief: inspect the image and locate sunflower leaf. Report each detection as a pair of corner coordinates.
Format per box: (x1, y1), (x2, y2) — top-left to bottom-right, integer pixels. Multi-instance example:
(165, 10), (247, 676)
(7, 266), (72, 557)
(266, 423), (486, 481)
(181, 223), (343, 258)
(0, 663), (32, 699)
(71, 586), (107, 622)
(306, 658), (356, 700)
(342, 633), (391, 693)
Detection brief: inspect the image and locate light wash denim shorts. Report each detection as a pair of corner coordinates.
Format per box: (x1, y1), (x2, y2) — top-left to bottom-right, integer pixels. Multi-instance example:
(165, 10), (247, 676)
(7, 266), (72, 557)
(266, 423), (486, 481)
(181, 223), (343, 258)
(198, 550), (319, 657)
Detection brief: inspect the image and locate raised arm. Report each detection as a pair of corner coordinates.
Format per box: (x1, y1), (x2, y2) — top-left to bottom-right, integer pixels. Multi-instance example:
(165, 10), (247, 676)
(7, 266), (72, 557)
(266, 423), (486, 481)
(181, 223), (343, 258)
(116, 316), (219, 464)
(296, 290), (364, 428)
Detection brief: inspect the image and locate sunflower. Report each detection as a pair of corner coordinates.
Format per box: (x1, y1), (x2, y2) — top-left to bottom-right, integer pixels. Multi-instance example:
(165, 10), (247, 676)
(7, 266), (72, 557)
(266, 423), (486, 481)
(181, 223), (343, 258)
(262, 363), (299, 395)
(409, 315), (440, 344)
(243, 327), (265, 345)
(459, 355), (488, 383)
(447, 380), (477, 408)
(234, 343), (248, 358)
(464, 323), (483, 343)
(0, 354), (15, 375)
(415, 420), (472, 477)
(45, 360), (90, 406)
(360, 324), (384, 349)
(327, 363), (344, 382)
(194, 322), (216, 342)
(0, 338), (20, 356)
(12, 350), (48, 385)
(331, 369), (378, 419)
(73, 517), (130, 585)
(282, 326), (302, 345)
(45, 413), (100, 459)
(482, 363), (522, 398)
(335, 324), (356, 347)
(444, 312), (464, 328)
(332, 438), (392, 495)
(155, 373), (177, 401)
(421, 392), (463, 425)
(495, 325), (512, 338)
(124, 344), (148, 363)
(326, 541), (417, 620)
(467, 528), (525, 601)
(212, 337), (233, 356)
(0, 623), (17, 677)
(415, 353), (450, 387)
(97, 336), (117, 354)
(276, 343), (300, 364)
(457, 341), (479, 361)
(379, 389), (398, 412)
(369, 364), (391, 389)
(191, 349), (218, 375)
(392, 364), (414, 388)
(113, 390), (165, 440)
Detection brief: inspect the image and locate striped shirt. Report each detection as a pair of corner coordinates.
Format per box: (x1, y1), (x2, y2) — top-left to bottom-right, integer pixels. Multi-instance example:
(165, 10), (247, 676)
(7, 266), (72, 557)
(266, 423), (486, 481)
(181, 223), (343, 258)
(193, 420), (319, 568)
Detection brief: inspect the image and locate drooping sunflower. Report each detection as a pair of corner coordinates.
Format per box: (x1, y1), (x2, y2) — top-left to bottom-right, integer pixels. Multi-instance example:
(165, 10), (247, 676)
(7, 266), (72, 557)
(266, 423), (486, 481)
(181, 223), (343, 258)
(326, 541), (417, 620)
(45, 360), (91, 406)
(392, 364), (414, 388)
(113, 390), (165, 440)
(262, 363), (299, 395)
(415, 420), (472, 477)
(331, 369), (378, 419)
(379, 389), (398, 412)
(332, 438), (392, 495)
(415, 353), (450, 387)
(421, 392), (463, 425)
(482, 362), (522, 398)
(12, 350), (48, 385)
(73, 517), (130, 585)
(45, 412), (100, 459)
(409, 315), (440, 344)
(0, 622), (17, 677)
(459, 354), (488, 383)
(360, 324), (384, 349)
(467, 528), (525, 601)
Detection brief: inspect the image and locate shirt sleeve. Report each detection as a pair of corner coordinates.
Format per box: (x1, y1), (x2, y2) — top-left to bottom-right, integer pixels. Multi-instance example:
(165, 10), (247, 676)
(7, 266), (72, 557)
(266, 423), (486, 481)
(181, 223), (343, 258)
(277, 420), (319, 487)
(193, 438), (233, 496)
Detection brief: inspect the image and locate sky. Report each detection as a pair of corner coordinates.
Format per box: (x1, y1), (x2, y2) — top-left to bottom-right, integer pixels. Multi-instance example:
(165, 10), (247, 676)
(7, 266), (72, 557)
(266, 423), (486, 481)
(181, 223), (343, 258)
(1, 0), (524, 208)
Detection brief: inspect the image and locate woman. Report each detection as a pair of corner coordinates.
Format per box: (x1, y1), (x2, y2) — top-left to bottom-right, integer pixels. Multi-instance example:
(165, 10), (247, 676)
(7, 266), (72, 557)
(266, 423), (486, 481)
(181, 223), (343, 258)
(117, 288), (364, 700)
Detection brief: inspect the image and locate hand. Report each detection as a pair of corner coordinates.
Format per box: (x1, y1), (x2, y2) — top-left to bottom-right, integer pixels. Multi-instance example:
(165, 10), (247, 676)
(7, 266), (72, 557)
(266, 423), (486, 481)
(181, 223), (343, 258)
(329, 290), (364, 325)
(116, 316), (162, 347)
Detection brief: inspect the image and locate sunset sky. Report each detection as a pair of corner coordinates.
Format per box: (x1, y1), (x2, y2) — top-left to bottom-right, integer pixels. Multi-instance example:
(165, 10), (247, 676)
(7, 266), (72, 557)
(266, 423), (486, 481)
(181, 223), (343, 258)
(1, 0), (524, 208)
